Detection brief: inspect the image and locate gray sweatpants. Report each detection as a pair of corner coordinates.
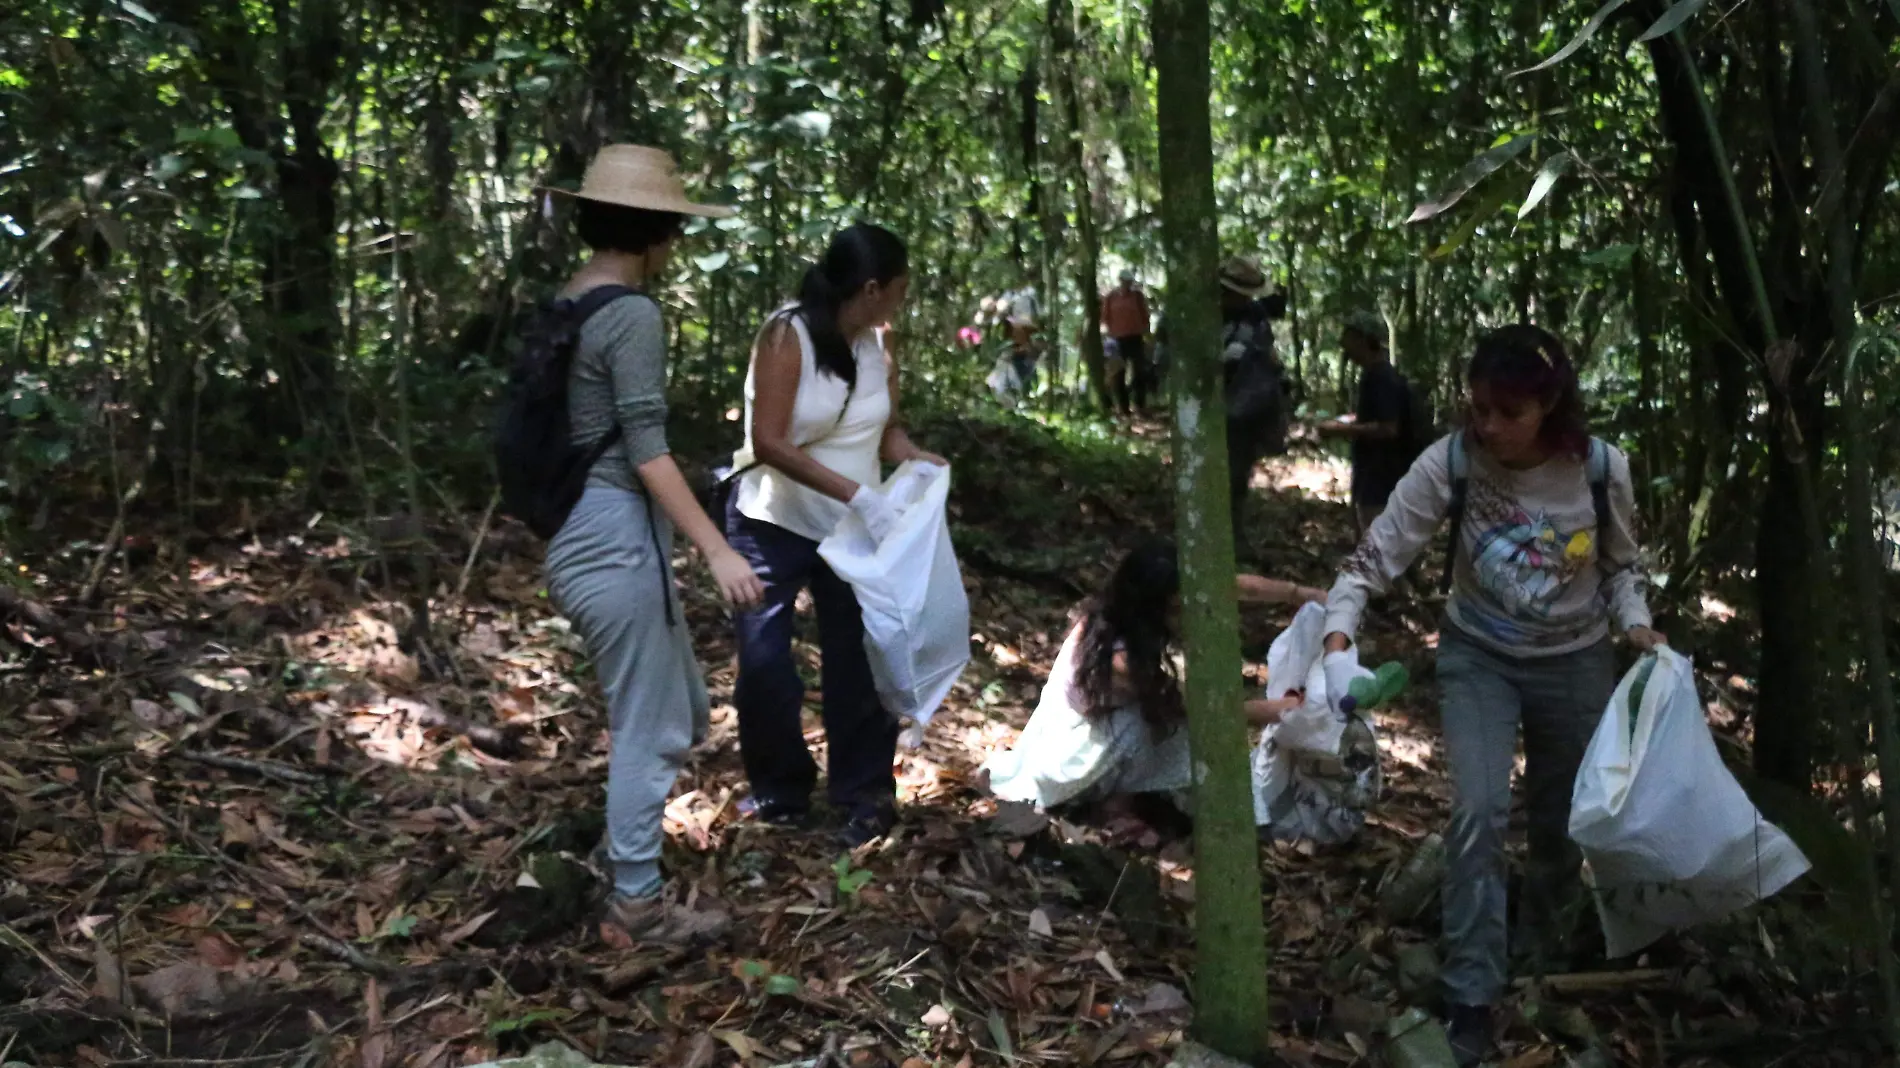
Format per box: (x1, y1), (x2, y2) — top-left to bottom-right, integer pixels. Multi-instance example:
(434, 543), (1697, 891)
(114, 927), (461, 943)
(545, 485), (710, 900)
(1436, 624), (1615, 1007)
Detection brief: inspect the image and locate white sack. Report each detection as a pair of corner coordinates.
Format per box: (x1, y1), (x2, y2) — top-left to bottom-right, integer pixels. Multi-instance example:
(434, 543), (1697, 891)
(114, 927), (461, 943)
(819, 461), (971, 747)
(1569, 648), (1811, 958)
(1250, 602), (1382, 843)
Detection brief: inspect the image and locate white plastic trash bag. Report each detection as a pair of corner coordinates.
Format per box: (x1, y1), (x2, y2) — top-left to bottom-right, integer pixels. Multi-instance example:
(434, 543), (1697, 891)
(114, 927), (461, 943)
(818, 461), (971, 747)
(1250, 602), (1383, 844)
(1569, 648), (1811, 958)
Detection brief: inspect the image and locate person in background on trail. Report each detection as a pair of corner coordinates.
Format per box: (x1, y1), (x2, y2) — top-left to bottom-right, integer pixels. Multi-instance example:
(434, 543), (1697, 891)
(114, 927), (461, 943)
(727, 223), (947, 848)
(1315, 325), (1667, 1067)
(1317, 310), (1413, 534)
(979, 540), (1327, 838)
(1003, 282), (1043, 394)
(1218, 256), (1291, 557)
(1101, 269), (1153, 415)
(539, 145), (764, 946)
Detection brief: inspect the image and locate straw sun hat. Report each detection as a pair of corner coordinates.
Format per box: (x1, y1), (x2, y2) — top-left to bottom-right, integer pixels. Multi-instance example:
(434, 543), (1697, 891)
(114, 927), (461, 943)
(541, 144), (736, 219)
(1217, 255), (1268, 297)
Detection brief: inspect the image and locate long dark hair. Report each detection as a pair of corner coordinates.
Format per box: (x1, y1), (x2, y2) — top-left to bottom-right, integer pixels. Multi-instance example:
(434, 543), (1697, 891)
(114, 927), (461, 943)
(1074, 541), (1184, 736)
(1465, 324), (1590, 459)
(794, 224), (908, 388)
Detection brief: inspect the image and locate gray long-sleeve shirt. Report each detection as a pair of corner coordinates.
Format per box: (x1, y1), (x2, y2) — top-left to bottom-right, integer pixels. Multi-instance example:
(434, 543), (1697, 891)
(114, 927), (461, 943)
(1324, 434), (1653, 658)
(567, 293), (671, 491)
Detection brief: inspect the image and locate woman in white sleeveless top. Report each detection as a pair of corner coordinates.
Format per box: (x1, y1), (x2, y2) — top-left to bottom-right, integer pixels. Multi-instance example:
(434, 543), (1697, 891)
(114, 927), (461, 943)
(724, 224), (944, 847)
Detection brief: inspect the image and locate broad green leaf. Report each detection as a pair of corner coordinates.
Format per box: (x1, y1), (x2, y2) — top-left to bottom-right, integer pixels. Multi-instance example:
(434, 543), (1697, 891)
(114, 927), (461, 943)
(764, 974), (801, 996)
(987, 1009), (1014, 1057)
(1406, 134), (1535, 224)
(738, 959), (767, 979)
(1637, 0), (1710, 42)
(694, 251), (731, 272)
(1509, 0), (1630, 77)
(1427, 181), (1517, 260)
(1517, 151), (1574, 219)
(1581, 243), (1639, 267)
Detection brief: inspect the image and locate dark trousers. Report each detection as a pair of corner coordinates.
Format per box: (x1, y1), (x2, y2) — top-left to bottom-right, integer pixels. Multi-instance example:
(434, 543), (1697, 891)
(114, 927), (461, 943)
(726, 498), (898, 818)
(1011, 349), (1039, 395)
(1116, 335), (1153, 411)
(1227, 414), (1274, 555)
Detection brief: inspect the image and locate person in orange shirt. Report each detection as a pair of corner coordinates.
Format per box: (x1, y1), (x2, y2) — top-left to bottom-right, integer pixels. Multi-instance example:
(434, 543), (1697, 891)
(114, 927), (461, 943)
(1100, 270), (1153, 414)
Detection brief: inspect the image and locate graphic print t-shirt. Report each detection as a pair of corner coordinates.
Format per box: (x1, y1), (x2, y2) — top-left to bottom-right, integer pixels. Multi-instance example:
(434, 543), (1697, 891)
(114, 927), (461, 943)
(1322, 435), (1653, 658)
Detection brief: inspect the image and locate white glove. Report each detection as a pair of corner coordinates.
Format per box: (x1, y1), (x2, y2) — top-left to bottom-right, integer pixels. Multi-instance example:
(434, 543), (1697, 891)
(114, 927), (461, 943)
(1322, 650), (1362, 716)
(849, 485), (902, 544)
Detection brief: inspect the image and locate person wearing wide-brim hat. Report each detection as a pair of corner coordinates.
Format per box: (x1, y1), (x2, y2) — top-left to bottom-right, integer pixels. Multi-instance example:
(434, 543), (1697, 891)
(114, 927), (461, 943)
(1215, 255), (1291, 558)
(539, 144), (760, 947)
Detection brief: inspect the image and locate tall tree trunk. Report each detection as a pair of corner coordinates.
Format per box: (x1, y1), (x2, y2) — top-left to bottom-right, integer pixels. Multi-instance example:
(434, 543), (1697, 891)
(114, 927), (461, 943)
(1054, 0), (1105, 407)
(1787, 0), (1900, 1047)
(1644, 16), (1825, 791)
(1152, 0), (1269, 1059)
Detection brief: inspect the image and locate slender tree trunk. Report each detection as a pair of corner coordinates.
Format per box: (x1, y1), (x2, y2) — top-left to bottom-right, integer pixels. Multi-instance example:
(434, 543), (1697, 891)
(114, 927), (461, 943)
(1054, 0), (1105, 408)
(1152, 0), (1269, 1059)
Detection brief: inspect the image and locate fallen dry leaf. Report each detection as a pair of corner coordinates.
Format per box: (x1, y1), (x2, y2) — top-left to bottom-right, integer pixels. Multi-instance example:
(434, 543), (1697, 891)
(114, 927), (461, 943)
(92, 941), (125, 1004)
(134, 961), (239, 1017)
(195, 930), (243, 970)
(441, 908), (498, 945)
(1028, 908), (1053, 937)
(922, 1004), (953, 1028)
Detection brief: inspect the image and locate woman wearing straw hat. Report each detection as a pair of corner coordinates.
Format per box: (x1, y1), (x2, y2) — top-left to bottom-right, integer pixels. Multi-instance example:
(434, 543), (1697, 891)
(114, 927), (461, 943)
(1218, 255), (1290, 557)
(541, 144), (761, 945)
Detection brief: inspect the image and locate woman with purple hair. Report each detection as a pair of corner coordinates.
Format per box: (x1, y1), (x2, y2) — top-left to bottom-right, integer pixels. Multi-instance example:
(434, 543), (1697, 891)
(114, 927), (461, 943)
(1314, 324), (1667, 1067)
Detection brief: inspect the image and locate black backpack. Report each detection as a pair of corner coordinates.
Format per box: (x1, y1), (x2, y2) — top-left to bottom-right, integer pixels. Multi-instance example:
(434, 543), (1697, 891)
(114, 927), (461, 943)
(493, 284), (641, 539)
(1224, 308), (1289, 456)
(1398, 373), (1438, 465)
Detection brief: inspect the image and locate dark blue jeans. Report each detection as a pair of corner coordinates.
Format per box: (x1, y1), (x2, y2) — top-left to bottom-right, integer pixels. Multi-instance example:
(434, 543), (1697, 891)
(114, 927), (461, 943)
(725, 497), (898, 819)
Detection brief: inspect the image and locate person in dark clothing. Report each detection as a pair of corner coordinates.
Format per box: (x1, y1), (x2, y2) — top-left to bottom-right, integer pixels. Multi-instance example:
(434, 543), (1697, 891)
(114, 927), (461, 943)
(1218, 256), (1289, 556)
(1318, 309), (1410, 534)
(1101, 270), (1153, 414)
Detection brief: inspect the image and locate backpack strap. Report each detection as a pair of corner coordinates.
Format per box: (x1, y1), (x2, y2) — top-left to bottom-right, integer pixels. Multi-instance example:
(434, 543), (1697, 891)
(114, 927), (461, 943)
(1439, 433), (1470, 595)
(1587, 437), (1612, 571)
(564, 285), (647, 466)
(561, 285), (680, 623)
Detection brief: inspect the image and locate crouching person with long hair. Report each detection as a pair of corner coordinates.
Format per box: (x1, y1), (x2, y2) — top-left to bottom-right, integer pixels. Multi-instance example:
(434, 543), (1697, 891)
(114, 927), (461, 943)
(980, 541), (1325, 828)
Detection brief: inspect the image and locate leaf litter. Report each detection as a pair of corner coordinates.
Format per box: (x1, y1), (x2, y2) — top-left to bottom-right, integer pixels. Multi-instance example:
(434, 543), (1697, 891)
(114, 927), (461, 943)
(0, 411), (1872, 1066)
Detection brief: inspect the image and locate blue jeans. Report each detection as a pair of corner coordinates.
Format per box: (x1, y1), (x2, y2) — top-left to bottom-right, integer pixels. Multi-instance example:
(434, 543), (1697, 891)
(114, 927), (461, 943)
(1436, 623), (1616, 1006)
(726, 497), (898, 818)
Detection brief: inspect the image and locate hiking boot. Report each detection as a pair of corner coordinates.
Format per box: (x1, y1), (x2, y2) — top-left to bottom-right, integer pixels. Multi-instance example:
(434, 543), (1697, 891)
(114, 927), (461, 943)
(1446, 1003), (1493, 1068)
(739, 797), (811, 829)
(836, 803), (897, 848)
(604, 888), (731, 947)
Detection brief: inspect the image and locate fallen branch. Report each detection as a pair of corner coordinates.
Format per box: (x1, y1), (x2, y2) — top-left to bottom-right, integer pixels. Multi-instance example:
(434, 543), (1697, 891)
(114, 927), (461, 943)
(296, 931), (394, 978)
(1512, 968), (1672, 994)
(407, 704), (526, 759)
(172, 750), (326, 787)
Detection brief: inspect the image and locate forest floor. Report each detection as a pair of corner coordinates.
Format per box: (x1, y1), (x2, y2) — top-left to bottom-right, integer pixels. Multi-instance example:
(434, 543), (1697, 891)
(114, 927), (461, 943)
(0, 401), (1880, 1068)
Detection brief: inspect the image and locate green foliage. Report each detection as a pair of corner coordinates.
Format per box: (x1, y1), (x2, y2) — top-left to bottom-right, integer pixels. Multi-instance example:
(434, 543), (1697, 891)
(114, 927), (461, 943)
(832, 855), (873, 898)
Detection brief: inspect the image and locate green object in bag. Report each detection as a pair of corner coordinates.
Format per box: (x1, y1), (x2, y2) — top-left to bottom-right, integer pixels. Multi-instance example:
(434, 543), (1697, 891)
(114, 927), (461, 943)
(1625, 654), (1658, 743)
(1344, 661), (1410, 713)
